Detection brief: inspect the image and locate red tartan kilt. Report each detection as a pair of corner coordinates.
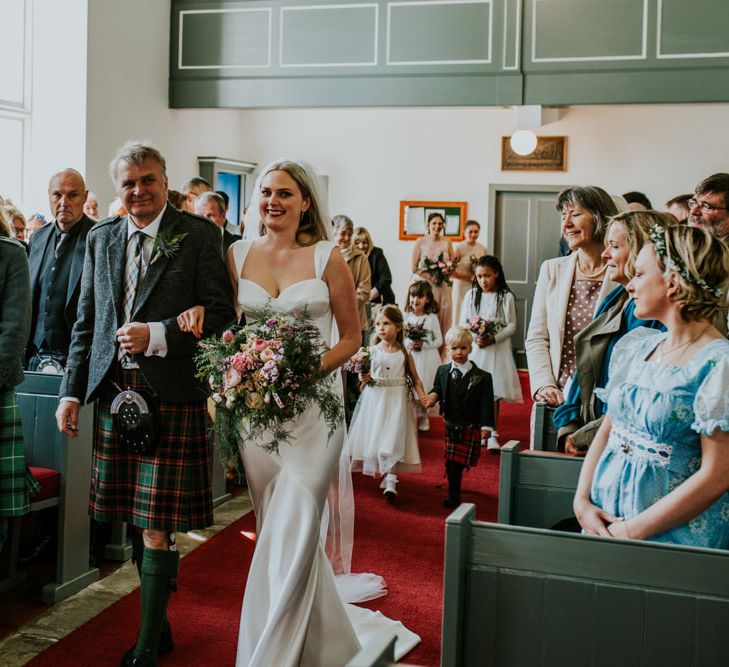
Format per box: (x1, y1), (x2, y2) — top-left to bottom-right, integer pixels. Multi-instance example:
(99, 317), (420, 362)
(92, 368), (213, 531)
(444, 424), (481, 468)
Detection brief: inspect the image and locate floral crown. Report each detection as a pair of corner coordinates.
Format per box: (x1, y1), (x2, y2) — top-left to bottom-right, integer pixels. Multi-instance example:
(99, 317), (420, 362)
(648, 224), (724, 299)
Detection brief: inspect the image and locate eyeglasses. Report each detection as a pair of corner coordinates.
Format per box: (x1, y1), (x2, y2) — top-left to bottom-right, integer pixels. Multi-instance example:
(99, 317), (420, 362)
(688, 197), (728, 212)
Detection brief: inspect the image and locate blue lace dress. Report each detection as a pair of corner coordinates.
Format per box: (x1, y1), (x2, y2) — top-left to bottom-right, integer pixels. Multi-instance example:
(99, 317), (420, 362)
(591, 328), (729, 549)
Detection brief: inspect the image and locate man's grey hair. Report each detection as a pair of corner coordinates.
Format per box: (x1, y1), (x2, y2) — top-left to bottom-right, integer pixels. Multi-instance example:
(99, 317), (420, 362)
(195, 191), (226, 214)
(181, 176), (211, 194)
(109, 140), (167, 187)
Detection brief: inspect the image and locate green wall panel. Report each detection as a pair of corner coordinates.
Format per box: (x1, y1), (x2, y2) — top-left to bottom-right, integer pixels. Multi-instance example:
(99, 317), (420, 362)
(502, 0), (520, 69)
(280, 5), (378, 66)
(658, 0), (729, 58)
(532, 0), (646, 61)
(387, 1), (492, 64)
(179, 8), (271, 68)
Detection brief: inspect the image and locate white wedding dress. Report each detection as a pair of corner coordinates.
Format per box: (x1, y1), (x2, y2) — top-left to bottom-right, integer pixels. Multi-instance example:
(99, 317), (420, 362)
(233, 239), (420, 667)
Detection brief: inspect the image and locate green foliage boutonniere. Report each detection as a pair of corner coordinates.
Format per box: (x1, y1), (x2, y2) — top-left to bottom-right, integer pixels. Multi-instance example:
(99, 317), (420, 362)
(467, 374), (484, 391)
(151, 229), (188, 265)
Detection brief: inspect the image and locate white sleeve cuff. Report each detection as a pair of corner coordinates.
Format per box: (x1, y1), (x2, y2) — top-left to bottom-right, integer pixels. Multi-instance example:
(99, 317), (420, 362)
(61, 397), (81, 404)
(145, 322), (168, 358)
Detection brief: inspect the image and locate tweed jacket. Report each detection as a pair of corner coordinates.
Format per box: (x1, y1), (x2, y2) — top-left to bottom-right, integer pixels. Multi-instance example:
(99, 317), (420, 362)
(525, 253), (616, 397)
(343, 247), (372, 331)
(27, 215), (95, 347)
(60, 206), (235, 403)
(0, 237), (31, 389)
(431, 362), (495, 429)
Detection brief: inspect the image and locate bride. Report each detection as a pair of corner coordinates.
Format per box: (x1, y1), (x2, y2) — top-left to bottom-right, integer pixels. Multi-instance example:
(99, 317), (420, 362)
(179, 158), (419, 666)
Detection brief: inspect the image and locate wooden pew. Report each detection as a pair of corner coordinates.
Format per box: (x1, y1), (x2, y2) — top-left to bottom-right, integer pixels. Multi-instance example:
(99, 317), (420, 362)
(532, 402), (559, 451)
(5, 372), (99, 603)
(443, 503), (729, 667)
(497, 441), (582, 530)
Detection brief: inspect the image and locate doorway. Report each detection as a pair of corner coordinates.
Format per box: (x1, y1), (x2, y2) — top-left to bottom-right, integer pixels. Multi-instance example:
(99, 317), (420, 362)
(488, 186), (564, 369)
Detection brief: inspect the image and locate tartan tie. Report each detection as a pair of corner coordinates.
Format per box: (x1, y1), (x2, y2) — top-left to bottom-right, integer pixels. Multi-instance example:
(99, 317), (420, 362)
(123, 231), (145, 324)
(451, 367), (462, 381)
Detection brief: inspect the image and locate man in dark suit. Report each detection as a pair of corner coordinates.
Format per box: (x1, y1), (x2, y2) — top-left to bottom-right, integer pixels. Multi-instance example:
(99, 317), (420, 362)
(56, 141), (235, 666)
(27, 169), (95, 371)
(194, 190), (238, 257)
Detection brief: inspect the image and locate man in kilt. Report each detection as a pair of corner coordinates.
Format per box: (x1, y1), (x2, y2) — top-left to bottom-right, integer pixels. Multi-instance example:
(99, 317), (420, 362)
(56, 141), (235, 666)
(0, 233), (40, 555)
(424, 325), (495, 508)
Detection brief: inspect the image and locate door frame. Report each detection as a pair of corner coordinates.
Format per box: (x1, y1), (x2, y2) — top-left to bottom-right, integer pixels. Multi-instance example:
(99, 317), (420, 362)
(486, 183), (568, 252)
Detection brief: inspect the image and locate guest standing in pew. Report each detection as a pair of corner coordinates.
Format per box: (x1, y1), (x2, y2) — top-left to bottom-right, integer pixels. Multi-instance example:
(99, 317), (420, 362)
(574, 224), (729, 548)
(525, 186), (618, 408)
(424, 326), (494, 508)
(26, 169), (96, 372)
(55, 141), (234, 666)
(353, 226), (396, 307)
(0, 226), (40, 556)
(553, 211), (670, 455)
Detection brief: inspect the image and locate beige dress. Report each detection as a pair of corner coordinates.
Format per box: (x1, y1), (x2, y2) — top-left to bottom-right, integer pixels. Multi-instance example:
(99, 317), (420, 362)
(451, 240), (487, 327)
(412, 236), (453, 361)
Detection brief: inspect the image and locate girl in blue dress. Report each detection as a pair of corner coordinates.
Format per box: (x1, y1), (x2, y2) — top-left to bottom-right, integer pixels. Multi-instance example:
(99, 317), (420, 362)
(574, 222), (729, 548)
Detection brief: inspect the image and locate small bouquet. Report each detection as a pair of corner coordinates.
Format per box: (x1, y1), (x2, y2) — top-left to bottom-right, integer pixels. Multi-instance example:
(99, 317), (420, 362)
(195, 307), (343, 469)
(404, 321), (432, 343)
(466, 315), (505, 338)
(419, 252), (457, 287)
(469, 254), (479, 271)
(343, 347), (371, 376)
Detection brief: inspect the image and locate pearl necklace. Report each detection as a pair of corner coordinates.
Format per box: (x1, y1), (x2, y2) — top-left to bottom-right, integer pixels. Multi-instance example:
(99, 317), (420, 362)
(576, 261), (607, 280)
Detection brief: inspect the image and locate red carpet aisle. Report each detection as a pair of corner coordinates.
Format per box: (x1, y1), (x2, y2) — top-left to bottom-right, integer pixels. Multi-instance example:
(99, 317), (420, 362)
(27, 374), (531, 667)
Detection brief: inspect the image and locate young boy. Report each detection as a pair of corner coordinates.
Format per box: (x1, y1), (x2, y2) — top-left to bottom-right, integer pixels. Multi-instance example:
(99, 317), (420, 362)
(424, 326), (495, 508)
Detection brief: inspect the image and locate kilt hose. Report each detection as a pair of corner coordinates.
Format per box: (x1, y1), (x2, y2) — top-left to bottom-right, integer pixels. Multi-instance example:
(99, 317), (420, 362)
(92, 366), (213, 532)
(0, 387), (40, 517)
(444, 424), (481, 469)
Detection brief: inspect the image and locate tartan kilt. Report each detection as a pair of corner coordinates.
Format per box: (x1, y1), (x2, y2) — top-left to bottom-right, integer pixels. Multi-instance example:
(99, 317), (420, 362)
(444, 424), (481, 468)
(92, 367), (213, 531)
(0, 388), (40, 517)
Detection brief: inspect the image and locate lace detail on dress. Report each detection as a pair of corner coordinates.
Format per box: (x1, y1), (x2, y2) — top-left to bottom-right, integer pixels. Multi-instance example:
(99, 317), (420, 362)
(610, 424), (673, 468)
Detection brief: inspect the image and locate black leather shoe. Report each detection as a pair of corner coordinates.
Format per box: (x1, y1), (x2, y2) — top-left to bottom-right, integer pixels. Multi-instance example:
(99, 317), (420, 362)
(122, 623), (174, 664)
(120, 648), (156, 666)
(443, 495), (461, 509)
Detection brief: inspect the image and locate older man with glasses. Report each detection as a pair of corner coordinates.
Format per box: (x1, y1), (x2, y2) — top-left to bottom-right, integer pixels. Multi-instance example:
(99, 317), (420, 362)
(689, 173), (729, 336)
(688, 173), (729, 241)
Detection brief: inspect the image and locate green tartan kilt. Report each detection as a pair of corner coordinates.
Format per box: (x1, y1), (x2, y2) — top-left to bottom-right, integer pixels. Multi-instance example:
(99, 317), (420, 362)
(92, 368), (213, 531)
(0, 388), (40, 517)
(444, 424), (481, 469)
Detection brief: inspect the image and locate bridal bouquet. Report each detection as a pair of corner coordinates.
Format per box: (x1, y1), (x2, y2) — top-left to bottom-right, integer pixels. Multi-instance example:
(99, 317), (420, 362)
(195, 307), (343, 466)
(419, 252), (457, 287)
(404, 321), (432, 343)
(466, 315), (505, 338)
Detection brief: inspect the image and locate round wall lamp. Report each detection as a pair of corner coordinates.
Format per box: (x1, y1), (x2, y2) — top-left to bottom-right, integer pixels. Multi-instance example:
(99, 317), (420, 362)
(510, 130), (538, 156)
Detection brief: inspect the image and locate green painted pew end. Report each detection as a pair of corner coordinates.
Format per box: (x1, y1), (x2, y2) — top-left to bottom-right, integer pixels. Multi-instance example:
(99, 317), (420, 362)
(5, 372), (99, 603)
(498, 440), (583, 530)
(533, 402), (559, 452)
(443, 504), (729, 667)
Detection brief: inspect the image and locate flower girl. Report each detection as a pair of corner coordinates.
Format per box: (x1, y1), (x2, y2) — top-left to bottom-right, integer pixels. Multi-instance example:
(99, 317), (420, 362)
(460, 255), (523, 449)
(404, 281), (443, 432)
(349, 305), (428, 502)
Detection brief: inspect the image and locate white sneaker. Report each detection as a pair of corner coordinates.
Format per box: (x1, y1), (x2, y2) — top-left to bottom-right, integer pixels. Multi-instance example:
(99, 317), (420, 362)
(487, 436), (501, 451)
(383, 473), (398, 503)
(418, 416), (430, 431)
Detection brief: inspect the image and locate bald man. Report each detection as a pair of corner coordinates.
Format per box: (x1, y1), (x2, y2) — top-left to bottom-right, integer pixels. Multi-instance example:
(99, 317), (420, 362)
(27, 169), (95, 370)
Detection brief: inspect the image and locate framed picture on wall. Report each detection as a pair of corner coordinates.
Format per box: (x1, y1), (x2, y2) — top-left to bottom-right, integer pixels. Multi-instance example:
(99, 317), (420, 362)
(399, 200), (468, 241)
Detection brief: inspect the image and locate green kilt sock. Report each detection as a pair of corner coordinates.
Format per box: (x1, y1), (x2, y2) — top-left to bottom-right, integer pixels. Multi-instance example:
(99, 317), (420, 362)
(131, 531), (171, 637)
(133, 548), (179, 660)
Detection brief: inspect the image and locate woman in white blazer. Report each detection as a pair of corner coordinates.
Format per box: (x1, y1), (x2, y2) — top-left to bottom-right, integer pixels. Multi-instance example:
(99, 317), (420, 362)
(526, 186), (620, 406)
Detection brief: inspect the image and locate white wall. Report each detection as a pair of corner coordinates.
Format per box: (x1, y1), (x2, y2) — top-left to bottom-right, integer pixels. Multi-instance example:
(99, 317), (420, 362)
(84, 0), (243, 214)
(236, 104), (729, 301)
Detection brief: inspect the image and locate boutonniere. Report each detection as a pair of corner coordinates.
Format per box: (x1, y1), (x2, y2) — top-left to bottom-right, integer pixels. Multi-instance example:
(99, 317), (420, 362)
(467, 374), (483, 391)
(151, 228), (188, 265)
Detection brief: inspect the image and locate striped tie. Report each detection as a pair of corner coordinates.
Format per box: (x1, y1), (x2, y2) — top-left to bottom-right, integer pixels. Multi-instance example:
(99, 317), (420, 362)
(122, 231), (145, 324)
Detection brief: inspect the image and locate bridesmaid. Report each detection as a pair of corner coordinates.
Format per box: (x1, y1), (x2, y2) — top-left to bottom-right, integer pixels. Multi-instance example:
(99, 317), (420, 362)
(411, 212), (455, 360)
(452, 220), (488, 326)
